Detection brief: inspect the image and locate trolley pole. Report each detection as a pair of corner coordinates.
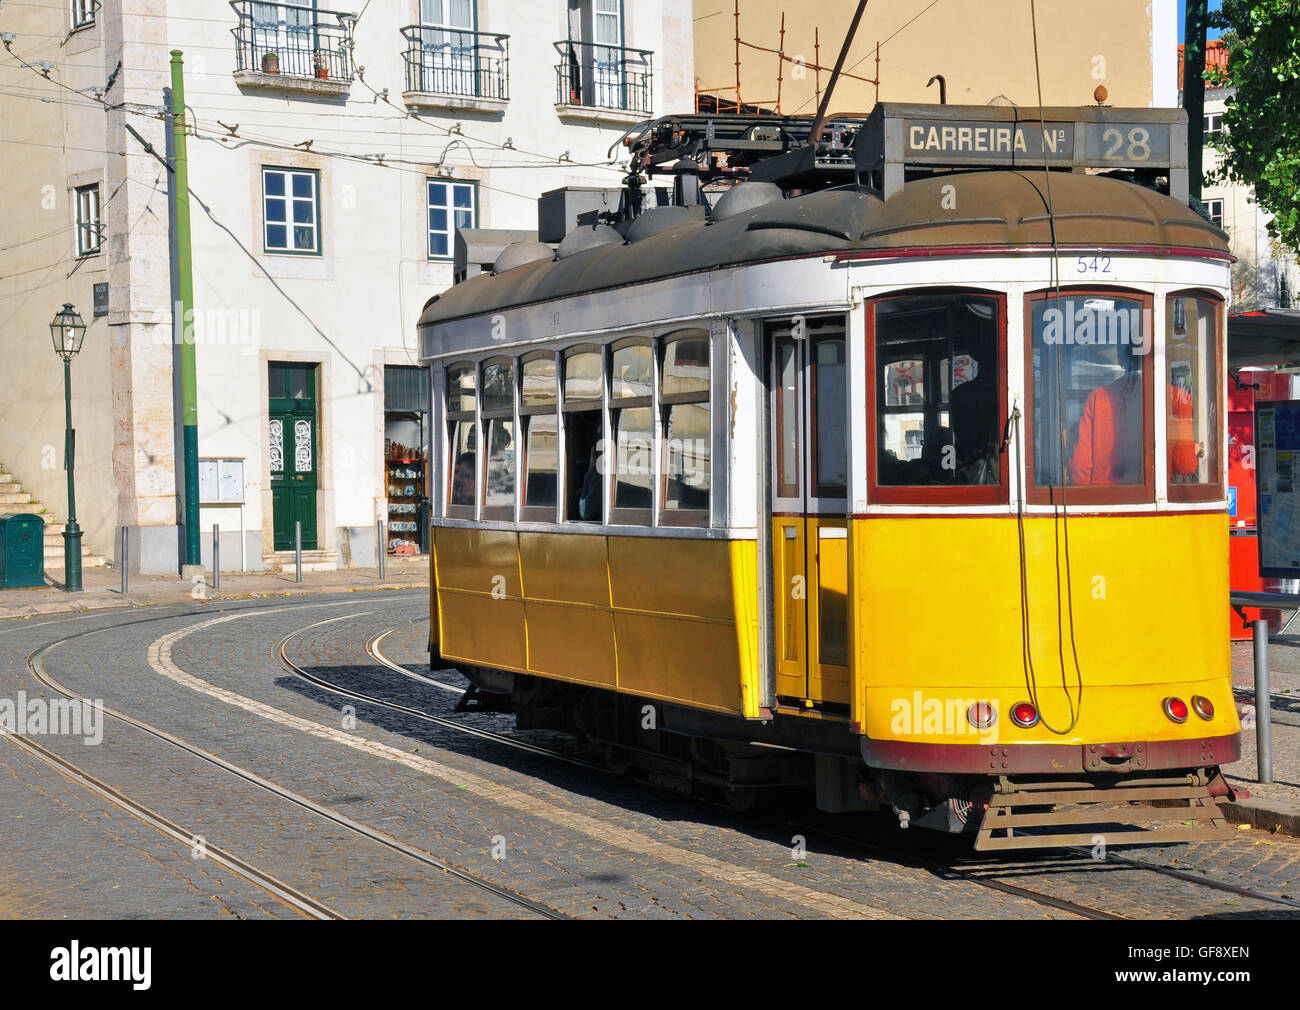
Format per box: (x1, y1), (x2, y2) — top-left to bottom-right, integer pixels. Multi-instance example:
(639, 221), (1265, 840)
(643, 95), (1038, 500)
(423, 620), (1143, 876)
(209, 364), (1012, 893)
(171, 51), (200, 570)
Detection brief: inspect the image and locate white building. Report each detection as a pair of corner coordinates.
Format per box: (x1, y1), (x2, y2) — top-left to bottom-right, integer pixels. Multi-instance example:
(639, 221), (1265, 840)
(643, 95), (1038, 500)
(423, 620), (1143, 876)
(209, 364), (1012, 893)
(0, 0), (693, 574)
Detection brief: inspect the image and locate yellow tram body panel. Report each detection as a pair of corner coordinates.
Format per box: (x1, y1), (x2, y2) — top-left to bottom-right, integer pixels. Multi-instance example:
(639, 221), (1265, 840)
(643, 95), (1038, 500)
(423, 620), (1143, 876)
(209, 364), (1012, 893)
(433, 527), (763, 717)
(851, 511), (1241, 747)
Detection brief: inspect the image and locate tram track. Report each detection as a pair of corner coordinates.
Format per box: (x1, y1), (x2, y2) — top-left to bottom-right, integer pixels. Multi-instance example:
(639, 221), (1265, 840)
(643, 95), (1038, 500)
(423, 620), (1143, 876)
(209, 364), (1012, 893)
(18, 602), (567, 921)
(361, 614), (1300, 920)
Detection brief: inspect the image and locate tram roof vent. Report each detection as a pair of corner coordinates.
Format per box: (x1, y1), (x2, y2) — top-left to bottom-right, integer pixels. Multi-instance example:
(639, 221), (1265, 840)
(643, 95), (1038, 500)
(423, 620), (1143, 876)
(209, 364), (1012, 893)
(709, 181), (784, 223)
(555, 223), (624, 260)
(493, 241), (555, 275)
(626, 205), (707, 242)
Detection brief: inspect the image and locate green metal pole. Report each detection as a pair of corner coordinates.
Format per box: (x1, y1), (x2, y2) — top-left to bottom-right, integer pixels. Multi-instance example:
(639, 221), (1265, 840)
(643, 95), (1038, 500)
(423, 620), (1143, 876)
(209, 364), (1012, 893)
(62, 356), (83, 593)
(1183, 0), (1208, 204)
(171, 50), (200, 568)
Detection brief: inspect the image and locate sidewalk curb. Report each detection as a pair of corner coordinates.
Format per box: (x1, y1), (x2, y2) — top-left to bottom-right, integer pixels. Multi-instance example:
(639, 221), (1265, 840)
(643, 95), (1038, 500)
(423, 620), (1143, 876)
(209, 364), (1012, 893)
(1220, 798), (1300, 838)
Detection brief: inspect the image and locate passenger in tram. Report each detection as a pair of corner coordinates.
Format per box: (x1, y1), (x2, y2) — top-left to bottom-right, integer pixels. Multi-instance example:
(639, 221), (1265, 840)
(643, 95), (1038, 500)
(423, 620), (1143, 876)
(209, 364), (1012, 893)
(1068, 355), (1203, 485)
(578, 443), (604, 521)
(451, 453), (475, 506)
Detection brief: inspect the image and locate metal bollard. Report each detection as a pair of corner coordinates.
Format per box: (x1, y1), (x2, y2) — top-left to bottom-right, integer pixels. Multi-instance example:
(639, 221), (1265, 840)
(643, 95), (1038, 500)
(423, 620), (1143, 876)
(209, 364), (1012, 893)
(294, 520), (303, 583)
(1252, 618), (1273, 784)
(120, 527), (128, 595)
(212, 523), (220, 592)
(377, 519), (386, 580)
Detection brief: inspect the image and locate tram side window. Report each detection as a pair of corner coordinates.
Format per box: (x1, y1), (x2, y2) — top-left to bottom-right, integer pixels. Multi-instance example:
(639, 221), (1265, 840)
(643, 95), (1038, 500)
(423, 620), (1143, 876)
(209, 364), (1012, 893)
(564, 348), (604, 522)
(1166, 294), (1221, 497)
(481, 358), (515, 517)
(446, 363), (477, 512)
(661, 331), (710, 523)
(611, 341), (653, 520)
(521, 355), (559, 516)
(874, 293), (1001, 488)
(1028, 292), (1150, 495)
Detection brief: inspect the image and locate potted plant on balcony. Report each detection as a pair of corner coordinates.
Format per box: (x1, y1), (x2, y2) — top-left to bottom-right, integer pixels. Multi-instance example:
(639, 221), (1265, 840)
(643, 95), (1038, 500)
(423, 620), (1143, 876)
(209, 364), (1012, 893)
(313, 50), (329, 80)
(260, 50), (279, 74)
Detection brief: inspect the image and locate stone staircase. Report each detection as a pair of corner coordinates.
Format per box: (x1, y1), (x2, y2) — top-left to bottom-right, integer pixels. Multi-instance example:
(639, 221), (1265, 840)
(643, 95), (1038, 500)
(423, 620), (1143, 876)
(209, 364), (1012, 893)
(0, 467), (107, 571)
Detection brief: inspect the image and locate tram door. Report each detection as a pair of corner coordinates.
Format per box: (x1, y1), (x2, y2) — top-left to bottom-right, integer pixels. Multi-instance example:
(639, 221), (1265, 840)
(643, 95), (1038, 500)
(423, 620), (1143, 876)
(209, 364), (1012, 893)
(768, 317), (850, 710)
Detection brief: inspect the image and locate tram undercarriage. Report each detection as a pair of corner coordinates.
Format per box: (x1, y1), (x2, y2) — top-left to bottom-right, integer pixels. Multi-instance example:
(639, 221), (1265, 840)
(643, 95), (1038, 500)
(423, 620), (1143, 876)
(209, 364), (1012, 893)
(451, 663), (1236, 850)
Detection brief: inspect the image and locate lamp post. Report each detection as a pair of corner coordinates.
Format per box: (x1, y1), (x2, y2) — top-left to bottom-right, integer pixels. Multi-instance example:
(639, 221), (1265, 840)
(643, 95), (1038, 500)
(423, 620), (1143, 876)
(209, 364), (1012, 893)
(50, 303), (86, 593)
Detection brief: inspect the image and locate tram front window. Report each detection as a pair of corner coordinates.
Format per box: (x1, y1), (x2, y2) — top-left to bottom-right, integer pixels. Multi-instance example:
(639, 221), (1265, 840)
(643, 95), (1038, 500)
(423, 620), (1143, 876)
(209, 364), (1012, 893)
(1028, 293), (1149, 491)
(874, 292), (1001, 487)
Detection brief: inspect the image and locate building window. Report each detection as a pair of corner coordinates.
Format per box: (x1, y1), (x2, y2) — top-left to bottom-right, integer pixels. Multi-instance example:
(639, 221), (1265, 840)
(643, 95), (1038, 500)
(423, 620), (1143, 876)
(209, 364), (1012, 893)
(262, 167), (320, 254)
(660, 330), (710, 525)
(427, 180), (476, 260)
(75, 184), (101, 257)
(1166, 293), (1223, 501)
(71, 0), (96, 30)
(1204, 198), (1224, 229)
(1203, 113), (1223, 142)
(1025, 290), (1153, 505)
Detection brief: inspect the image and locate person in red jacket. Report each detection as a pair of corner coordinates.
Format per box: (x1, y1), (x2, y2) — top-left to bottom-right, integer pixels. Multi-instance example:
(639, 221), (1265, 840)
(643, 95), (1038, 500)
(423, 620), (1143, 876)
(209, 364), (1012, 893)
(1069, 367), (1202, 486)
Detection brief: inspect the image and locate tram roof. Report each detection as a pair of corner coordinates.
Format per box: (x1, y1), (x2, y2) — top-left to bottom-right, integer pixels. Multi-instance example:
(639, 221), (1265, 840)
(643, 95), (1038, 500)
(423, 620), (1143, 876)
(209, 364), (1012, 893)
(416, 171), (1228, 331)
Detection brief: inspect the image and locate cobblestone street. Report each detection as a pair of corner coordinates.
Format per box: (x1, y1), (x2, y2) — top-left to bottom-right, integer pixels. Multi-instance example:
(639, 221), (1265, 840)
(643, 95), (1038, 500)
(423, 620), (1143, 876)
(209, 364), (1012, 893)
(1, 590), (1296, 920)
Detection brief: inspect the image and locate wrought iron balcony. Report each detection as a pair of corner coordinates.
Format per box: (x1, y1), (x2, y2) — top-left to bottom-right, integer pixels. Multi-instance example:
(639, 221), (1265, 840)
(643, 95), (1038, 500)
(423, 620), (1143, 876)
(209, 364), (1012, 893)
(230, 1), (356, 87)
(554, 40), (653, 116)
(401, 25), (509, 104)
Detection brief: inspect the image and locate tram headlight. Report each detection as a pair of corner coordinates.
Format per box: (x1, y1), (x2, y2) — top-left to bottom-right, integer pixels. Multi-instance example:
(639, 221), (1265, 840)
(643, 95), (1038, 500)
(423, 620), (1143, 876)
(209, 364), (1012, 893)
(1010, 702), (1039, 728)
(1191, 695), (1215, 720)
(1163, 697), (1189, 724)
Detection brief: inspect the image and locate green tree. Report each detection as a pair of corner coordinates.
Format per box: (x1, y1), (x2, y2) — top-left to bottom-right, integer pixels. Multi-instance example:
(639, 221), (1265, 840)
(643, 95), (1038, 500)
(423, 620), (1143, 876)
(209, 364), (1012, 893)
(1206, 0), (1300, 255)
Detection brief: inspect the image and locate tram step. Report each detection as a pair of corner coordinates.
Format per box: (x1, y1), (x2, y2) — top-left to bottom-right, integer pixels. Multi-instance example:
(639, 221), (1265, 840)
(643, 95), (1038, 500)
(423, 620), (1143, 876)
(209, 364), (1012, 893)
(973, 774), (1235, 852)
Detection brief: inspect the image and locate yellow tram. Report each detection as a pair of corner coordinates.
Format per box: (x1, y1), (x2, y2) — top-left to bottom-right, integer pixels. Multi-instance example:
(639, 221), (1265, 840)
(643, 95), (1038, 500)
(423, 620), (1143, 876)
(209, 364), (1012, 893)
(417, 105), (1239, 849)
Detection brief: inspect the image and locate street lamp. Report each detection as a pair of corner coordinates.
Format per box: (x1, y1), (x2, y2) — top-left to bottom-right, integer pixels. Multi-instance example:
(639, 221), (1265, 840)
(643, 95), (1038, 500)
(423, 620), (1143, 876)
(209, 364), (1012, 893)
(50, 303), (86, 593)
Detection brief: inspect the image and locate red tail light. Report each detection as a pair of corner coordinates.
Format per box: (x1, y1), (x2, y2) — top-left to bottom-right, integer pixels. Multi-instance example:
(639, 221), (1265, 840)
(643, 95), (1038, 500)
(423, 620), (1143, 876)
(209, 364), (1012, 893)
(1191, 695), (1214, 720)
(1010, 702), (1039, 728)
(1163, 697), (1189, 723)
(966, 701), (996, 729)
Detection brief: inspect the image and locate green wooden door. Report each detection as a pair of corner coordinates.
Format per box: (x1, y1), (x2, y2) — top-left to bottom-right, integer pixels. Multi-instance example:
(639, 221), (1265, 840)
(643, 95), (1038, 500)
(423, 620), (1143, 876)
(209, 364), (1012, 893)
(270, 362), (318, 551)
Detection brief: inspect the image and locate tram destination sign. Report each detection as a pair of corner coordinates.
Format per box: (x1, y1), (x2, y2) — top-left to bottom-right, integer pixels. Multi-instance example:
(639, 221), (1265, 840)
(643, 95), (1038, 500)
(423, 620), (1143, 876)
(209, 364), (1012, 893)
(857, 103), (1188, 201)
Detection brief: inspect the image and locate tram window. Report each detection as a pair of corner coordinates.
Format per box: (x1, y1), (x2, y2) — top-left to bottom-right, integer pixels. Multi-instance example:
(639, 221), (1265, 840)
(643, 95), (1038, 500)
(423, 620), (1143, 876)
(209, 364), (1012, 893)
(522, 415), (559, 511)
(447, 365), (476, 413)
(445, 362), (478, 515)
(563, 348), (605, 523)
(1166, 294), (1221, 499)
(1028, 292), (1151, 496)
(661, 331), (710, 524)
(483, 419), (515, 510)
(522, 356), (558, 408)
(664, 404), (710, 512)
(613, 407), (653, 511)
(479, 359), (515, 517)
(874, 293), (1002, 489)
(449, 420), (477, 508)
(611, 340), (654, 522)
(812, 336), (847, 497)
(566, 410), (603, 522)
(776, 338), (800, 497)
(520, 353), (559, 519)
